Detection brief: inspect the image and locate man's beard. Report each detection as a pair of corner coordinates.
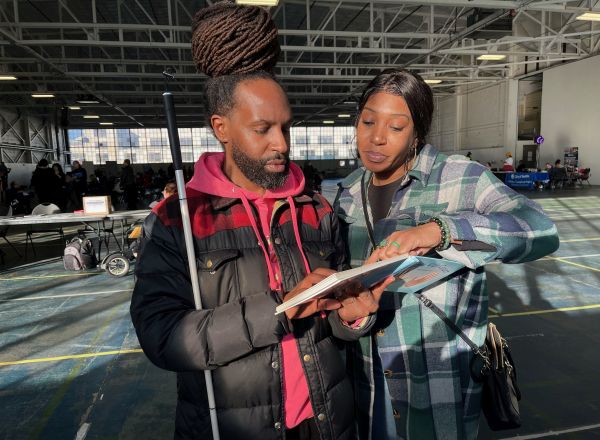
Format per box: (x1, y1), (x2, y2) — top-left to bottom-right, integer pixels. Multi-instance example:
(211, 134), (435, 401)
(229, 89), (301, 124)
(232, 144), (289, 190)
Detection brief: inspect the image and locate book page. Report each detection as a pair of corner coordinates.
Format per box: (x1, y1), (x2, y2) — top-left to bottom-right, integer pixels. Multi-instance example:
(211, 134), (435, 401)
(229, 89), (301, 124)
(388, 257), (464, 294)
(275, 255), (464, 315)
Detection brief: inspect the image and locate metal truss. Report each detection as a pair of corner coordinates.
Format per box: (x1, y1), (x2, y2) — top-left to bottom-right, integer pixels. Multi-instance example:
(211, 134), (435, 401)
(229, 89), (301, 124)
(0, 0), (599, 126)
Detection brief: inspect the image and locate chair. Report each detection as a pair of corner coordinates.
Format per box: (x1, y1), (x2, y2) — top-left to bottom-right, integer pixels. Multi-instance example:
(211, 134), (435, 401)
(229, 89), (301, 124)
(0, 205), (22, 264)
(578, 168), (591, 186)
(549, 167), (568, 189)
(25, 203), (64, 258)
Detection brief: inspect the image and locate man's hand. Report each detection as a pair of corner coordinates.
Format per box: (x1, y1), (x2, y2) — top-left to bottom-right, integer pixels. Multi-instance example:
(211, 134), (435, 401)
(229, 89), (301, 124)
(335, 275), (396, 323)
(284, 267), (341, 320)
(367, 222), (442, 263)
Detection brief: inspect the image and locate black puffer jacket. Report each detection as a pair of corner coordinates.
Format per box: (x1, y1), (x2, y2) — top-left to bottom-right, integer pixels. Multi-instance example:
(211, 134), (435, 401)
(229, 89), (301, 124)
(130, 187), (373, 440)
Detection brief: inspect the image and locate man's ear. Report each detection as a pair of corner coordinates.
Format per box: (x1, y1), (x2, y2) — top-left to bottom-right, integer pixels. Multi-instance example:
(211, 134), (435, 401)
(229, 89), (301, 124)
(211, 115), (229, 145)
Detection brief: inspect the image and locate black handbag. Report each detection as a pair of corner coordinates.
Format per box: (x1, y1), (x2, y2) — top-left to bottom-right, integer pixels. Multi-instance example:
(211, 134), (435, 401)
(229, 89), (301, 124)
(415, 293), (522, 431)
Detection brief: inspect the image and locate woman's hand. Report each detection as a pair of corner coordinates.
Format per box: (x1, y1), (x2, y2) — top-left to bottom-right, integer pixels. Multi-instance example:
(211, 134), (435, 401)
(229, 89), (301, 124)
(335, 275), (396, 323)
(368, 222), (442, 263)
(284, 267), (341, 320)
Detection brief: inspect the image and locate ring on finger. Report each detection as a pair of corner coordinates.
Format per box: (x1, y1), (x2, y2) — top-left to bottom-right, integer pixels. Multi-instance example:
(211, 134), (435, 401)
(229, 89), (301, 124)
(390, 241), (401, 249)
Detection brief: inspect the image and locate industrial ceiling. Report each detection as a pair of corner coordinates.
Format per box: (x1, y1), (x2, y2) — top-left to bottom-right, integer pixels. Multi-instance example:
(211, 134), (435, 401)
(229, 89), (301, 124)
(0, 0), (598, 127)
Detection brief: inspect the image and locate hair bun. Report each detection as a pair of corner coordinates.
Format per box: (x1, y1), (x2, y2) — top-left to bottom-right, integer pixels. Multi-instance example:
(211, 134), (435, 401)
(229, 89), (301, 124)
(191, 1), (280, 77)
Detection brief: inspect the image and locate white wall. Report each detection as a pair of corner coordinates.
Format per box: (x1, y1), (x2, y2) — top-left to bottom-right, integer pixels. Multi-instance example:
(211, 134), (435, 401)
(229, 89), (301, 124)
(460, 82), (507, 150)
(430, 82), (512, 168)
(430, 95), (459, 152)
(540, 54), (600, 184)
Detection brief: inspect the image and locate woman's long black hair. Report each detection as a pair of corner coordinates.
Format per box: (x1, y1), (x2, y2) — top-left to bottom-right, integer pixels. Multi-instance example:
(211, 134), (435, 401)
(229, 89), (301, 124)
(357, 69), (434, 147)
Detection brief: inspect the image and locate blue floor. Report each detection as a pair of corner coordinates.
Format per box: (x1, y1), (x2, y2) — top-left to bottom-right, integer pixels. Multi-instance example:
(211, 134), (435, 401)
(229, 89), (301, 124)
(1, 188), (600, 439)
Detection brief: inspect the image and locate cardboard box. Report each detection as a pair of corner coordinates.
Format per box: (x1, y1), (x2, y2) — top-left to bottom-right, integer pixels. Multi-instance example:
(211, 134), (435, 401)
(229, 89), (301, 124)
(83, 196), (113, 215)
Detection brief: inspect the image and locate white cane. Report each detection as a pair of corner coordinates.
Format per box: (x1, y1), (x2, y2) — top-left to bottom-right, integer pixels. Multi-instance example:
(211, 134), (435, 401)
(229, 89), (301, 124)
(162, 71), (220, 440)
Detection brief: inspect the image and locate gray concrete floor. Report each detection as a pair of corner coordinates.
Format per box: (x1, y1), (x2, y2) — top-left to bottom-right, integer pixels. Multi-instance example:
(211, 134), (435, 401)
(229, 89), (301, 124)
(1, 185), (600, 439)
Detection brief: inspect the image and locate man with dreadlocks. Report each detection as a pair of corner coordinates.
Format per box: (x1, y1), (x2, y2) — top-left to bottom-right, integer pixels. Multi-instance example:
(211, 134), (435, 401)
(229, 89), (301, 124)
(130, 2), (393, 439)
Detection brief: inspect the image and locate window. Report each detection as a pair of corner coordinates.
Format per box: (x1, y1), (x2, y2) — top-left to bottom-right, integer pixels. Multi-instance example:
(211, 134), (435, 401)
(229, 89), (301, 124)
(67, 125), (358, 164)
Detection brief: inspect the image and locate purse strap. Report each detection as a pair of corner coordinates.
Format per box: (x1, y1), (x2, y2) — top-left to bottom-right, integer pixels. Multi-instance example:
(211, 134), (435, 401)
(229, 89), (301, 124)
(360, 170), (377, 249)
(415, 292), (489, 362)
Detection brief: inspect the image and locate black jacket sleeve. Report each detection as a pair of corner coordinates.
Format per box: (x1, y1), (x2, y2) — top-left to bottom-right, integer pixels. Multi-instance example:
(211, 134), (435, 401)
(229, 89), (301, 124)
(130, 213), (289, 371)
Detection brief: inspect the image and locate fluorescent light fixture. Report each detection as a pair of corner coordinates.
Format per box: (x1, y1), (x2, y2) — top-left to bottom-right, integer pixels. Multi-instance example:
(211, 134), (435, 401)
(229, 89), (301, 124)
(236, 0), (278, 5)
(68, 106), (81, 110)
(99, 122), (114, 126)
(83, 115), (100, 119)
(343, 100), (356, 105)
(338, 114), (352, 118)
(477, 54), (506, 61)
(323, 120), (335, 124)
(0, 75), (17, 80)
(76, 94), (100, 104)
(576, 11), (600, 21)
(31, 93), (55, 98)
(424, 79), (442, 84)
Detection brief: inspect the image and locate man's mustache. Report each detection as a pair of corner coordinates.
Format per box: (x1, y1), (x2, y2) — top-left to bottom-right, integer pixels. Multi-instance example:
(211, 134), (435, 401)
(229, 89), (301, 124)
(262, 152), (288, 164)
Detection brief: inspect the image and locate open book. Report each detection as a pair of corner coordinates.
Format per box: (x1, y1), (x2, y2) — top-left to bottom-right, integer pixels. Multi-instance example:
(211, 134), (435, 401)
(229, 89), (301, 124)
(275, 254), (464, 315)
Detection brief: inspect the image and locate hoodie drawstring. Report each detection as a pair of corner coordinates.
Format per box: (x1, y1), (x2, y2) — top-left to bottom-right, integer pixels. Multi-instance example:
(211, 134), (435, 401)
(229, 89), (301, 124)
(239, 193), (278, 291)
(287, 196), (311, 275)
(238, 193), (312, 293)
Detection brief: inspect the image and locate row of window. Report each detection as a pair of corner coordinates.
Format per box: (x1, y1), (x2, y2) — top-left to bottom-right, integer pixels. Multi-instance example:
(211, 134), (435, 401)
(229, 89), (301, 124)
(68, 127), (357, 164)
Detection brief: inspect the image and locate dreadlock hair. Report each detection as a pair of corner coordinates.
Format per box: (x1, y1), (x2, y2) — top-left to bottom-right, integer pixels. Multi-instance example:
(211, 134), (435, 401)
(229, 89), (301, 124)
(191, 1), (281, 121)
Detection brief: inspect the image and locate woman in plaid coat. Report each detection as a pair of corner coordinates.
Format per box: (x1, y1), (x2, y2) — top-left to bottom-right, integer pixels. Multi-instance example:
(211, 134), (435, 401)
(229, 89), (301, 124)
(334, 69), (559, 440)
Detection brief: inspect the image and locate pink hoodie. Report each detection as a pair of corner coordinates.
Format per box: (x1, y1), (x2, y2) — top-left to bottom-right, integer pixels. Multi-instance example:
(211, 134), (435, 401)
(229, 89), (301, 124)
(187, 152), (314, 429)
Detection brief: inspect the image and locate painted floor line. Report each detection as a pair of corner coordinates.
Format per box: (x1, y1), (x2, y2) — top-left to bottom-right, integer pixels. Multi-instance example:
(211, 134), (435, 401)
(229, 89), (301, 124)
(26, 304), (125, 437)
(543, 256), (600, 273)
(548, 213), (600, 220)
(74, 422), (91, 440)
(490, 303), (600, 318)
(0, 289), (132, 301)
(559, 237), (600, 243)
(546, 253), (600, 260)
(0, 272), (99, 281)
(499, 422), (600, 439)
(0, 348), (143, 367)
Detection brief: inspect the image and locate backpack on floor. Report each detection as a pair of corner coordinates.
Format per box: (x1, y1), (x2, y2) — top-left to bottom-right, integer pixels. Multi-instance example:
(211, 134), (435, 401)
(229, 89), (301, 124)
(63, 237), (98, 270)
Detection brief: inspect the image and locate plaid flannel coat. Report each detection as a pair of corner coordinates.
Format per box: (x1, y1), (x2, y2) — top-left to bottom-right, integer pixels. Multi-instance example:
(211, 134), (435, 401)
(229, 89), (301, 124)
(333, 144), (559, 440)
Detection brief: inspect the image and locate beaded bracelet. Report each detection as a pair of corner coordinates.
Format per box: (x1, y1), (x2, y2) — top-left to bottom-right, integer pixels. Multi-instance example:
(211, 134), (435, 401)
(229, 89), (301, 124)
(428, 216), (450, 251)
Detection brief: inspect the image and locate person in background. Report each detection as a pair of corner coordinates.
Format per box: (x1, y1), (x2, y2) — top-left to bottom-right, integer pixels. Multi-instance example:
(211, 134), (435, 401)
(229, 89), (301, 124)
(554, 159), (564, 168)
(5, 181), (18, 206)
(0, 161), (10, 204)
(52, 163), (67, 211)
(333, 68), (559, 440)
(502, 152), (514, 171)
(516, 159), (527, 172)
(31, 159), (59, 206)
(64, 172), (80, 211)
(302, 161), (322, 193)
(120, 159), (137, 210)
(130, 3), (393, 439)
(148, 180), (177, 208)
(466, 151), (472, 160)
(71, 160), (88, 209)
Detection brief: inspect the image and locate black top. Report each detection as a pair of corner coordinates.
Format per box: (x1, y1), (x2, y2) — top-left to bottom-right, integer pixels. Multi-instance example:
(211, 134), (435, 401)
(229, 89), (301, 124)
(368, 176), (404, 224)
